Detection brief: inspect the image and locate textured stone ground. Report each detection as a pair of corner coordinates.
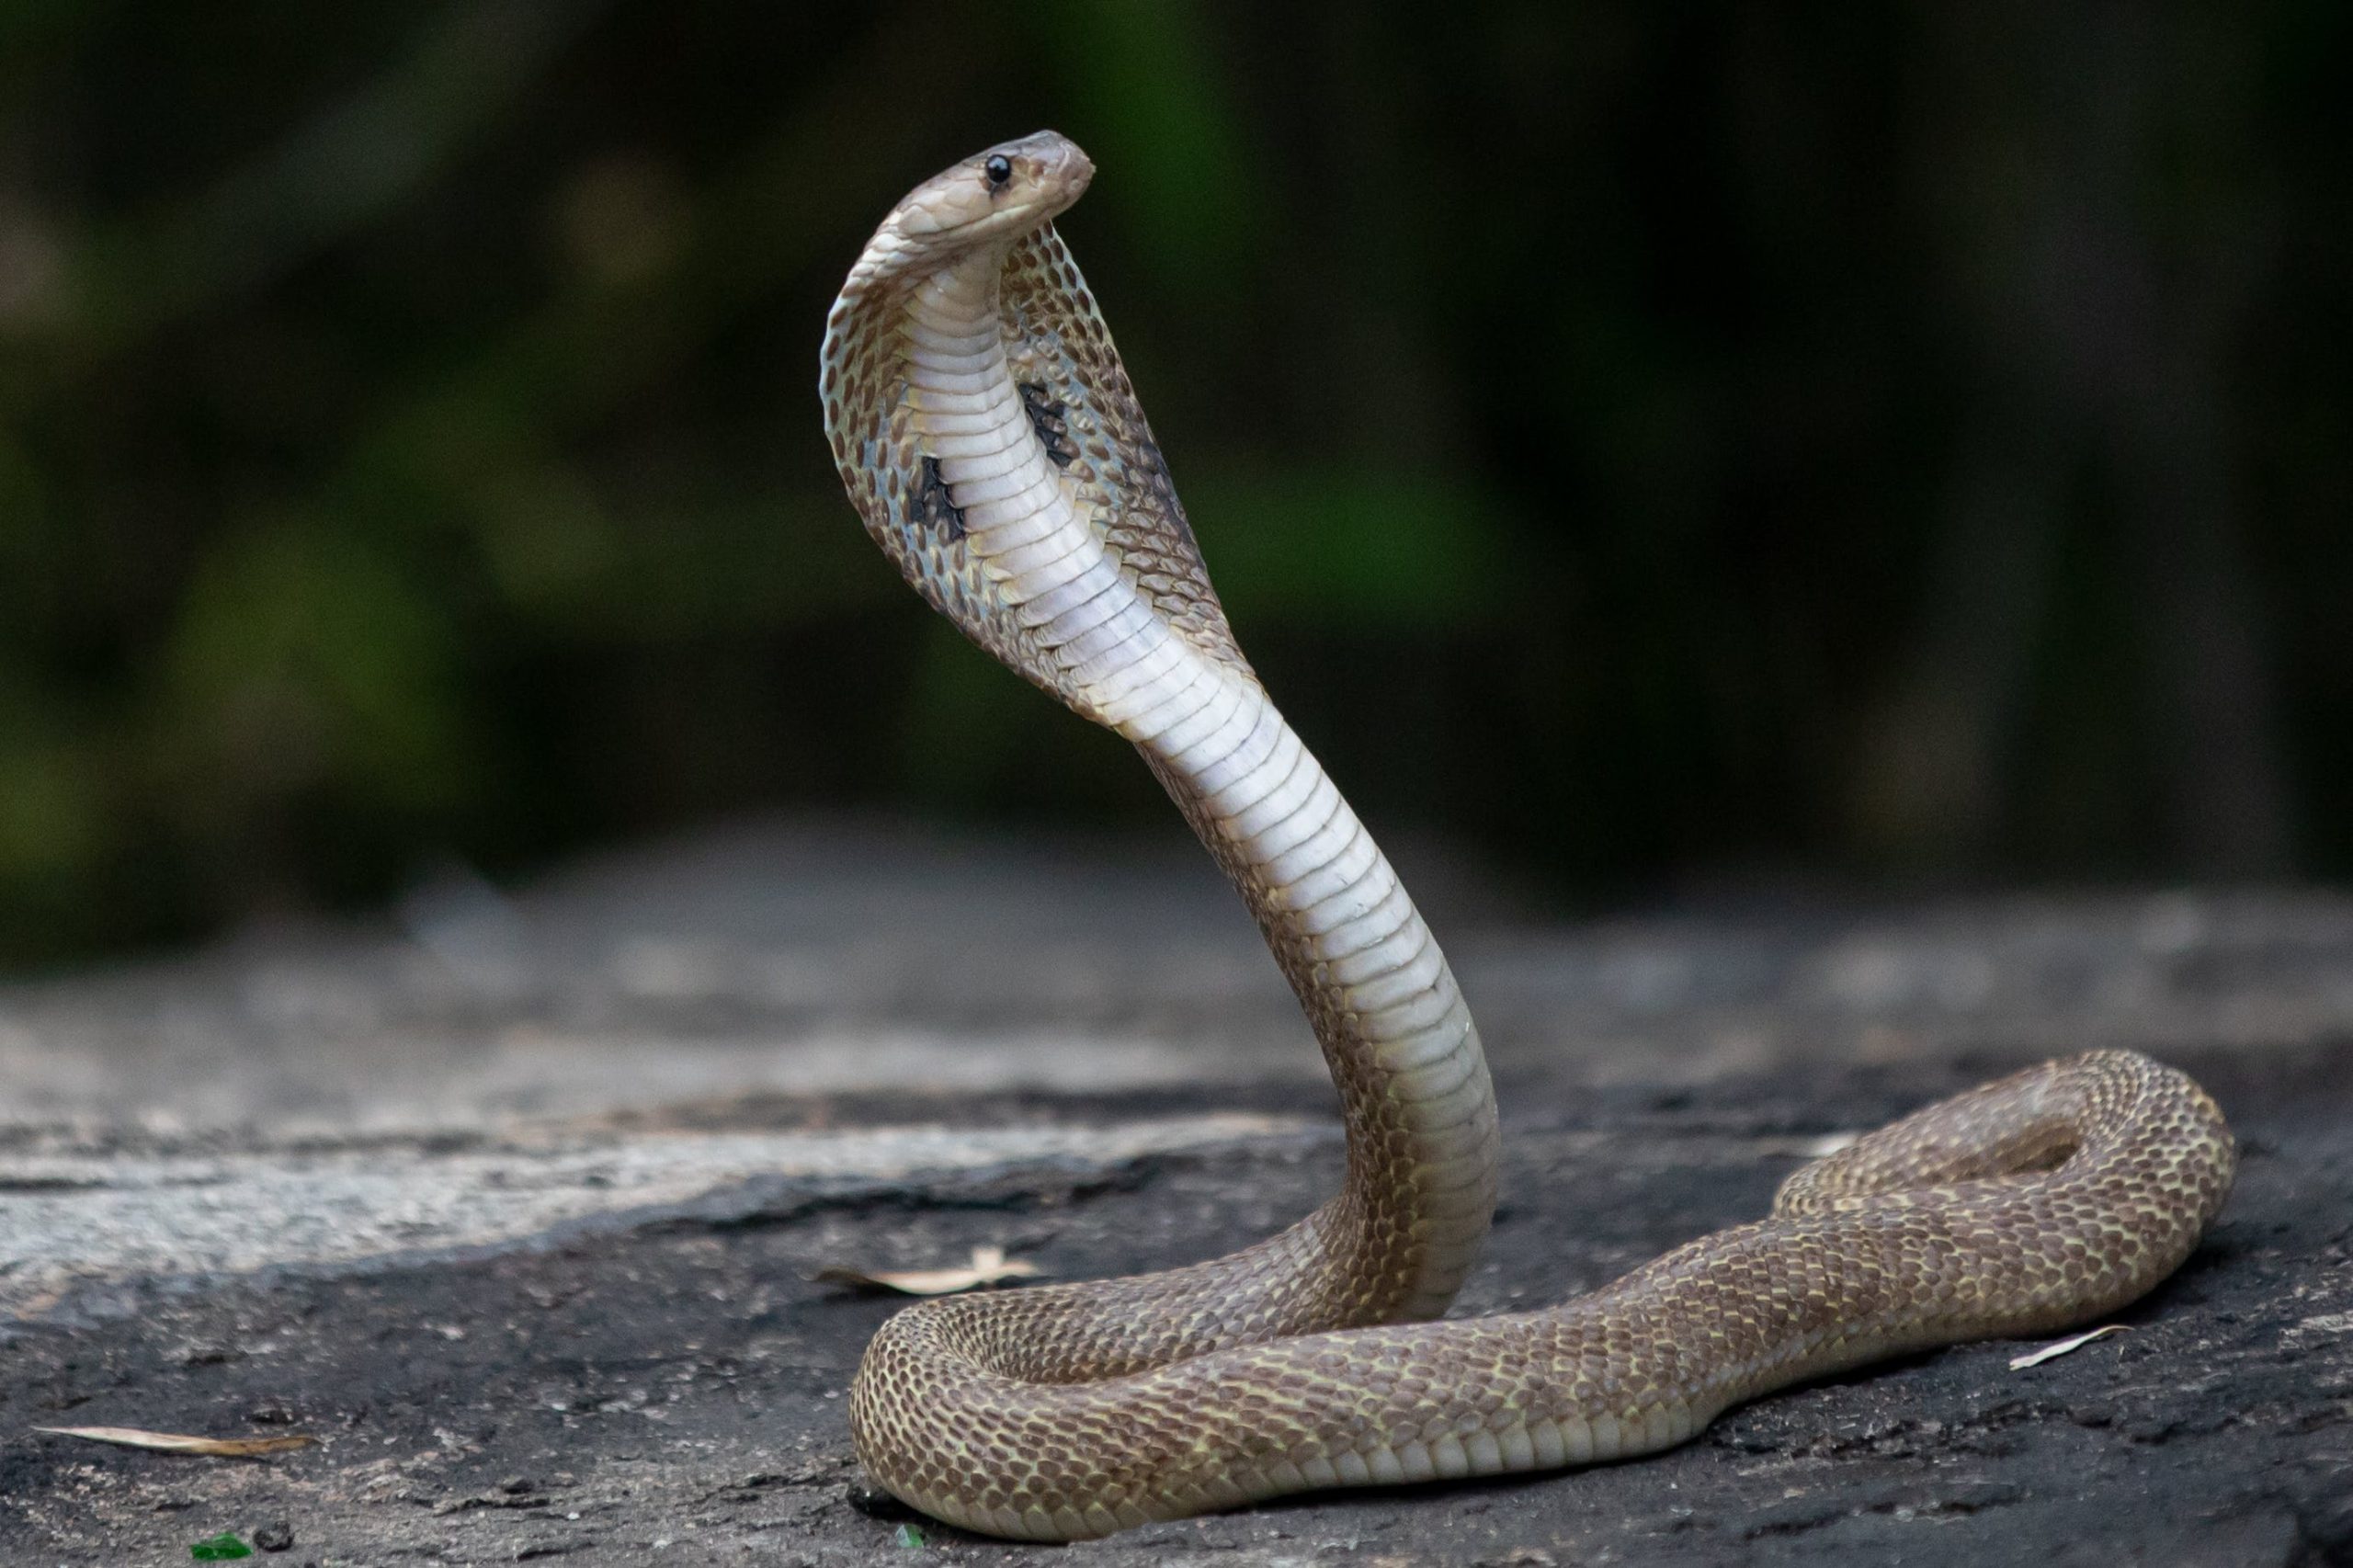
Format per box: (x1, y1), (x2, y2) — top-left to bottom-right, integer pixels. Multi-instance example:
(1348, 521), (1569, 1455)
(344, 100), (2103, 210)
(4, 819), (2349, 1565)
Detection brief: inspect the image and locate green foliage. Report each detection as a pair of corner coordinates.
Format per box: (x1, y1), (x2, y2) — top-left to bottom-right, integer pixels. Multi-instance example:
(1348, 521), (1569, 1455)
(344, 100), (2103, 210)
(0, 0), (2346, 964)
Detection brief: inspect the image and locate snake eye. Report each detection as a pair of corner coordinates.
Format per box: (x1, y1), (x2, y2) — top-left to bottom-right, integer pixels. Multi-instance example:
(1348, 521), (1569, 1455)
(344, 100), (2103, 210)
(984, 154), (1013, 188)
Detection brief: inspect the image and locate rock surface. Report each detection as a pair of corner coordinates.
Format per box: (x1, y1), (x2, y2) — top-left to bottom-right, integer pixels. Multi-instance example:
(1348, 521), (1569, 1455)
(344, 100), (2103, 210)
(3, 819), (2349, 1565)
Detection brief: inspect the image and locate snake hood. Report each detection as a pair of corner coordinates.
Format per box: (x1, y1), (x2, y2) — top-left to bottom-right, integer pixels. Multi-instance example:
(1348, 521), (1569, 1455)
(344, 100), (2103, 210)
(821, 127), (1259, 716)
(837, 131), (1093, 297)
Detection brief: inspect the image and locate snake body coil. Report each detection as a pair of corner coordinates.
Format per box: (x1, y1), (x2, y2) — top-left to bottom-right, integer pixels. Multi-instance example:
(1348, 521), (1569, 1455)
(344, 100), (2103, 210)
(819, 131), (2235, 1542)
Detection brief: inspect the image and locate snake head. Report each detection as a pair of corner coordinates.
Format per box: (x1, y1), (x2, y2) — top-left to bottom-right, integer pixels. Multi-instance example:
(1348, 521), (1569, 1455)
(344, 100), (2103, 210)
(844, 131), (1095, 291)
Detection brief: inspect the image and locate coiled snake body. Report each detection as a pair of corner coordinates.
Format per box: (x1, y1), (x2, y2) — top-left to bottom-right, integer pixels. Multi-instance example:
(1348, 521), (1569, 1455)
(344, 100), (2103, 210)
(818, 131), (2236, 1542)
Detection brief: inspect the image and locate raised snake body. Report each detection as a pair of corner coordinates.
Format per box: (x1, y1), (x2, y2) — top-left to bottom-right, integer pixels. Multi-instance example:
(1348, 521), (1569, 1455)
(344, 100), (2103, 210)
(818, 131), (2236, 1542)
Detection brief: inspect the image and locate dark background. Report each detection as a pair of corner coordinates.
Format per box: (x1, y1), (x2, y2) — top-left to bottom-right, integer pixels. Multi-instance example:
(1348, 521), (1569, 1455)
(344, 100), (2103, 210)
(2, 0), (2347, 968)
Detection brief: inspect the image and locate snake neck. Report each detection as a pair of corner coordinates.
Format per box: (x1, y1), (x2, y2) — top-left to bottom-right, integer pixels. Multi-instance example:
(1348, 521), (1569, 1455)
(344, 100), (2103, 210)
(901, 248), (1498, 1323)
(1142, 717), (1500, 1323)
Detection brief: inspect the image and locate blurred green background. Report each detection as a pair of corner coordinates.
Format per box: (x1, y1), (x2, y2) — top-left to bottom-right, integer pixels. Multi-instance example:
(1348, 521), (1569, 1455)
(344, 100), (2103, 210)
(1, 0), (2347, 968)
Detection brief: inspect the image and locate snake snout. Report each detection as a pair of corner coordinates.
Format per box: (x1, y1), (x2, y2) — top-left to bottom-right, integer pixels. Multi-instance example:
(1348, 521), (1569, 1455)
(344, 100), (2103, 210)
(1015, 129), (1094, 200)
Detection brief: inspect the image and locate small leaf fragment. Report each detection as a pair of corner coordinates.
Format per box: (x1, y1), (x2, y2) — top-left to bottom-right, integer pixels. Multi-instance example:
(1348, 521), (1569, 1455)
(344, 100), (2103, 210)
(893, 1522), (927, 1548)
(189, 1532), (253, 1561)
(2008, 1324), (2129, 1370)
(34, 1426), (315, 1457)
(815, 1244), (1040, 1296)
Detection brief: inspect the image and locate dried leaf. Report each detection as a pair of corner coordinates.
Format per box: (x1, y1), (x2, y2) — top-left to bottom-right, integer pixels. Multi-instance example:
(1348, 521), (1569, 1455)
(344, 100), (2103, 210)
(33, 1426), (315, 1457)
(814, 1244), (1040, 1296)
(2008, 1324), (2128, 1370)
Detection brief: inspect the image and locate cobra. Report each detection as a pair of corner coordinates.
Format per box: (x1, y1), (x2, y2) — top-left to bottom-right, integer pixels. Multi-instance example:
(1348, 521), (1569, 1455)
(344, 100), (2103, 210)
(817, 131), (2236, 1543)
